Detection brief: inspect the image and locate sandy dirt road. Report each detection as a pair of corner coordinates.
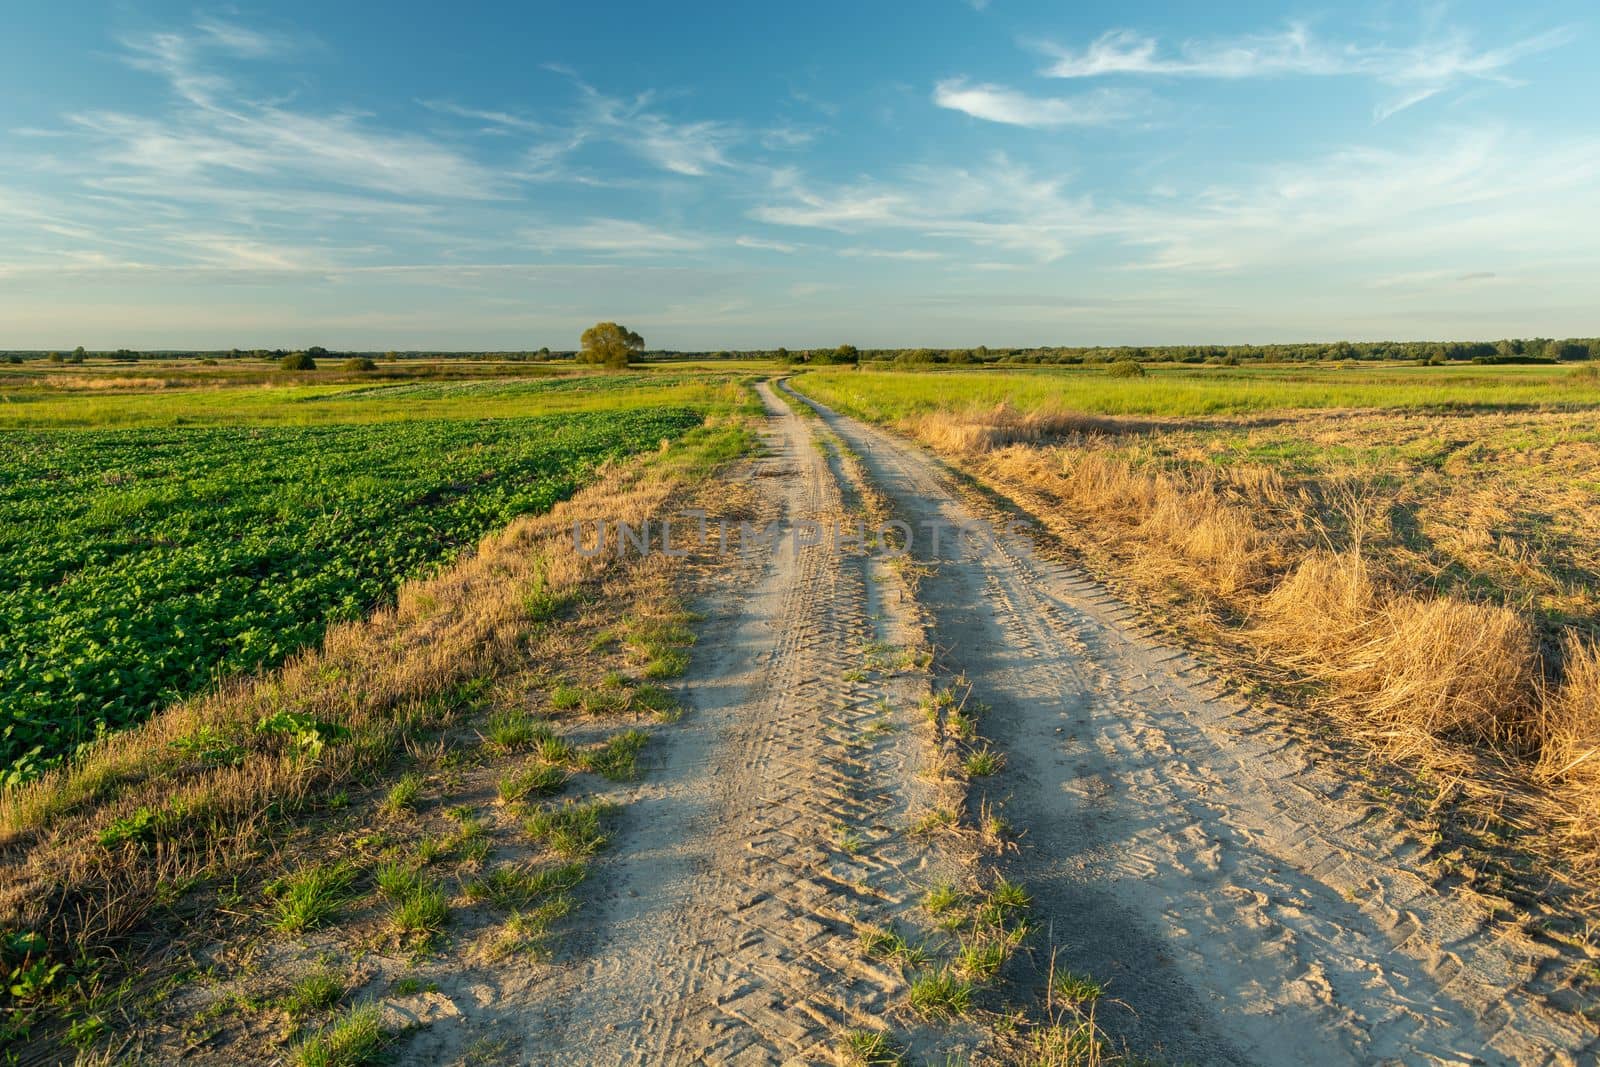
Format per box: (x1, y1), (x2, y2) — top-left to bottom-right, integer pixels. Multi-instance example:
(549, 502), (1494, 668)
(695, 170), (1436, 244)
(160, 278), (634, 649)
(500, 383), (965, 1064)
(789, 380), (1597, 1067)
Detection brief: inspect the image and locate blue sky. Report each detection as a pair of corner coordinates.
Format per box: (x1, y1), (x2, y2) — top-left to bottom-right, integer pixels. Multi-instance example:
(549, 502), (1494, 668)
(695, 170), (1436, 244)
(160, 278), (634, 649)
(1, 1), (1595, 349)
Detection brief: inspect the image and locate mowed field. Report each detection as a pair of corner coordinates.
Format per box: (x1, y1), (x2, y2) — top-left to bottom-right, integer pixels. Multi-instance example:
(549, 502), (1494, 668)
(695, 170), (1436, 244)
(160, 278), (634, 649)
(4, 357), (1600, 1065)
(797, 363), (1600, 886)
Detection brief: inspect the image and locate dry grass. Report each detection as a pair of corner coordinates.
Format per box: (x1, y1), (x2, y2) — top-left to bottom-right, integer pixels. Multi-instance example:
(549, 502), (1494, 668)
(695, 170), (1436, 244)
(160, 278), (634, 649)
(912, 403), (1124, 454)
(1537, 637), (1600, 836)
(904, 404), (1600, 885)
(1256, 551), (1539, 752)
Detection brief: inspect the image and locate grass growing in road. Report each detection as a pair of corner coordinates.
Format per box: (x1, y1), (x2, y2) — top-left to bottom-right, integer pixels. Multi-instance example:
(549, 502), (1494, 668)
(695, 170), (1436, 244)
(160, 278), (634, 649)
(906, 968), (973, 1020)
(839, 1028), (906, 1066)
(267, 863), (360, 934)
(389, 877), (450, 938)
(497, 762), (569, 804)
(292, 1002), (388, 1067)
(469, 860), (588, 910)
(277, 967), (346, 1019)
(524, 799), (619, 858)
(381, 773), (424, 814)
(579, 730), (649, 781)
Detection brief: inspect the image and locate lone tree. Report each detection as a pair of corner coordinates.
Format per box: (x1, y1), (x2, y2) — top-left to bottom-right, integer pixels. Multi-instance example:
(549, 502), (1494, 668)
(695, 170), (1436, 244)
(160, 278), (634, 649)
(579, 322), (644, 369)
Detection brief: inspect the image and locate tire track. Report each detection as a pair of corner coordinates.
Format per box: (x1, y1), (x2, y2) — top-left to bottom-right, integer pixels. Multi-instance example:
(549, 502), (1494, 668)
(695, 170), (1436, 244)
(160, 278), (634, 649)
(509, 383), (953, 1065)
(791, 380), (1597, 1067)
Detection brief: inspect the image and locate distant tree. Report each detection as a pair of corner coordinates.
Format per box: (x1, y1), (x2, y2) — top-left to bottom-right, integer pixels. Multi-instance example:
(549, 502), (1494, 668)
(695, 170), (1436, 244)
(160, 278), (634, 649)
(46, 352), (62, 363)
(280, 352), (318, 371)
(5, 355), (21, 364)
(343, 357), (378, 371)
(579, 322), (644, 369)
(947, 348), (973, 365)
(1107, 360), (1145, 378)
(383, 351), (399, 362)
(306, 346), (329, 357)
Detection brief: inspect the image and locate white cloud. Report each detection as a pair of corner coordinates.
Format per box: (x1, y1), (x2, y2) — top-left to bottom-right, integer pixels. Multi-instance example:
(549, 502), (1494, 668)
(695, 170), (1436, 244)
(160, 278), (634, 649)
(754, 129), (1600, 273)
(839, 247), (943, 261)
(98, 25), (506, 199)
(736, 235), (799, 253)
(522, 218), (706, 255)
(933, 79), (1148, 128)
(753, 160), (1096, 261)
(1036, 23), (1573, 118)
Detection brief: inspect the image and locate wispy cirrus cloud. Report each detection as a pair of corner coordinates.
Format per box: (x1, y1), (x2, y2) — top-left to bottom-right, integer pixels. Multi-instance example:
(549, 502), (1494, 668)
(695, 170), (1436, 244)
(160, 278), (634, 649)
(522, 217), (707, 255)
(736, 235), (800, 253)
(933, 79), (1150, 128)
(431, 70), (800, 180)
(1036, 22), (1573, 118)
(838, 247), (944, 261)
(753, 161), (1096, 261)
(89, 24), (508, 200)
(754, 128), (1600, 272)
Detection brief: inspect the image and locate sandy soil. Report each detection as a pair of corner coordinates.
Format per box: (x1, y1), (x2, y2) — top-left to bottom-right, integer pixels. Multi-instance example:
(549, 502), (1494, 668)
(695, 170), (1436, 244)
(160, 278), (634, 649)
(790, 380), (1598, 1066)
(479, 383), (973, 1064)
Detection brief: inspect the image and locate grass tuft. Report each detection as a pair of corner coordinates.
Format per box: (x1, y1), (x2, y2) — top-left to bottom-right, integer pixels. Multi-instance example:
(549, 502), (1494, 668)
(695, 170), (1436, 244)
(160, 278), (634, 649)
(498, 762), (569, 804)
(962, 746), (1005, 777)
(580, 730), (648, 781)
(524, 799), (619, 857)
(839, 1028), (906, 1066)
(907, 968), (973, 1020)
(381, 772), (423, 814)
(293, 1002), (388, 1067)
(278, 967), (346, 1019)
(390, 878), (449, 938)
(267, 862), (360, 934)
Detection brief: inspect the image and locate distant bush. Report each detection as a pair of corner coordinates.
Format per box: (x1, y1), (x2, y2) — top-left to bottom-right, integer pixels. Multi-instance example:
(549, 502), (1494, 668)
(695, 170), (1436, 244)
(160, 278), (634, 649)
(280, 353), (318, 371)
(1107, 360), (1146, 378)
(342, 357), (378, 372)
(4, 355), (21, 364)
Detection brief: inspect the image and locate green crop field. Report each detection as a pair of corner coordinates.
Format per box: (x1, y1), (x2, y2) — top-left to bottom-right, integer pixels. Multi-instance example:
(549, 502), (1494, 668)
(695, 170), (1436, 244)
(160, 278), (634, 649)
(0, 388), (708, 783)
(793, 362), (1600, 420)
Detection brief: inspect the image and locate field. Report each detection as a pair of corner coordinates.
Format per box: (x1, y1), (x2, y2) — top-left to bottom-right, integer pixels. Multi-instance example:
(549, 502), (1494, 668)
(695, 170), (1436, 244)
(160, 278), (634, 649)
(0, 408), (701, 781)
(796, 365), (1600, 876)
(3, 358), (1599, 1064)
(796, 360), (1600, 417)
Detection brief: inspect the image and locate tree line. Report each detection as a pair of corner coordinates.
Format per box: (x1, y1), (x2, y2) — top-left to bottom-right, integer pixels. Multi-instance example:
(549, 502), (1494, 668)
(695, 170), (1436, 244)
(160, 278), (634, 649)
(6, 336), (1596, 368)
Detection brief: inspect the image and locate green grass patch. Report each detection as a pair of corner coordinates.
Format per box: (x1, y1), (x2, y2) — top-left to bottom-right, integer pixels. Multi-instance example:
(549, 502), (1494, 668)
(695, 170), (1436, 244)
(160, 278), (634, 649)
(278, 967), (346, 1019)
(498, 762), (569, 804)
(906, 968), (973, 1020)
(292, 1001), (388, 1067)
(267, 862), (360, 934)
(468, 860), (588, 910)
(524, 799), (619, 858)
(579, 730), (649, 781)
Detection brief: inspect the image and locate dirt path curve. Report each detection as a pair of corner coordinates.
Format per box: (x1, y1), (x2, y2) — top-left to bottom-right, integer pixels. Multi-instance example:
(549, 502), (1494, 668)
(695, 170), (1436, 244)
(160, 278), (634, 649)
(505, 383), (953, 1065)
(788, 380), (1597, 1067)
